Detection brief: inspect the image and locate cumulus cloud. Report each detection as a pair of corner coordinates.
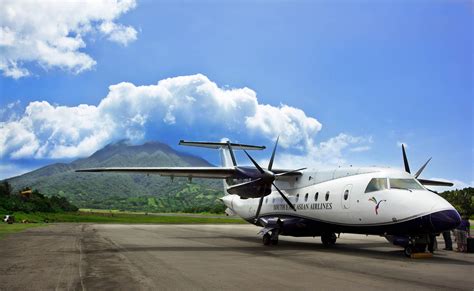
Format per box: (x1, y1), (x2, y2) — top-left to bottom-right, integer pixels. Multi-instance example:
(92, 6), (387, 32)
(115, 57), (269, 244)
(246, 104), (321, 150)
(275, 133), (373, 168)
(349, 146), (371, 152)
(0, 0), (137, 79)
(0, 74), (323, 159)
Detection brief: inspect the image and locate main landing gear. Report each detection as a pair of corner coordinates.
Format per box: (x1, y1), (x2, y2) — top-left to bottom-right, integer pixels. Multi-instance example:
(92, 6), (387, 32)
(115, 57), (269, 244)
(321, 232), (337, 247)
(262, 231), (279, 246)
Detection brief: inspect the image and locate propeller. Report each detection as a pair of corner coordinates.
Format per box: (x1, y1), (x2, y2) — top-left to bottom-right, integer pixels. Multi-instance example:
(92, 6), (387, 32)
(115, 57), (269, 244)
(401, 144), (411, 174)
(414, 157), (431, 178)
(401, 145), (453, 187)
(237, 137), (301, 222)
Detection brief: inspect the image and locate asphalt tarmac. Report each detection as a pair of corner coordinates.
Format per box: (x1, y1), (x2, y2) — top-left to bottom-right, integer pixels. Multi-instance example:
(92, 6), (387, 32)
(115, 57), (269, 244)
(0, 223), (472, 290)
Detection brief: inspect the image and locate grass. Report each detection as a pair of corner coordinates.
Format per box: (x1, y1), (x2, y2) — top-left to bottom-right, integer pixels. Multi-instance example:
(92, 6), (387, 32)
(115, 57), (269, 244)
(1, 210), (246, 225)
(0, 210), (245, 239)
(0, 223), (46, 239)
(78, 208), (229, 216)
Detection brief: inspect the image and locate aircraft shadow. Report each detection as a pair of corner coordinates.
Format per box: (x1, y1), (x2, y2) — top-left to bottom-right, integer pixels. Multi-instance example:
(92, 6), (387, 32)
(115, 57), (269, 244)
(78, 234), (472, 266)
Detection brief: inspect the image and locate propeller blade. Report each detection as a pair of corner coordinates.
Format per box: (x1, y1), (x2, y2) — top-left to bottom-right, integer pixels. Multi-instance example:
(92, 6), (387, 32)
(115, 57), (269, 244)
(243, 150), (265, 174)
(226, 178), (262, 193)
(402, 144), (411, 174)
(254, 196), (264, 222)
(415, 157), (431, 178)
(275, 167), (307, 177)
(268, 136), (279, 171)
(273, 182), (296, 211)
(417, 178), (453, 187)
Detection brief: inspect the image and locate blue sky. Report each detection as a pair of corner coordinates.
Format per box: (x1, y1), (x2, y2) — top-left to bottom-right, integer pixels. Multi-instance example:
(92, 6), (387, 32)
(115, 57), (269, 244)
(0, 0), (472, 188)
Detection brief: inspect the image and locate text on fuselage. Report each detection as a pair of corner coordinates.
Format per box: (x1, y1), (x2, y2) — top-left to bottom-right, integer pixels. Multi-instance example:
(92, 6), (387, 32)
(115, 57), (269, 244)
(273, 202), (333, 211)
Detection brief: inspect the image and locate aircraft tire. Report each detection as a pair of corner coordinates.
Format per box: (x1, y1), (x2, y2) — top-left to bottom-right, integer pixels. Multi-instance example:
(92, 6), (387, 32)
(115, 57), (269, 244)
(404, 245), (414, 257)
(321, 232), (337, 247)
(263, 233), (271, 246)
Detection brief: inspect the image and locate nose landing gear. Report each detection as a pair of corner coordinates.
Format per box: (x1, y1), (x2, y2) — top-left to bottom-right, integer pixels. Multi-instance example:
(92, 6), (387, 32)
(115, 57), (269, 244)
(403, 234), (436, 257)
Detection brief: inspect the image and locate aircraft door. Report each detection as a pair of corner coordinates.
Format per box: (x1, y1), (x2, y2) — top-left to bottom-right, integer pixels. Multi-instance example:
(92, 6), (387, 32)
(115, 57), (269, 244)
(341, 184), (352, 209)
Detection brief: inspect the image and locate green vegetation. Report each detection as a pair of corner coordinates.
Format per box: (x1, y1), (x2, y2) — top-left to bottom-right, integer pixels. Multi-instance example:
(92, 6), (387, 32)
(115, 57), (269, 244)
(439, 187), (473, 218)
(76, 184), (225, 213)
(3, 211), (244, 224)
(6, 141), (226, 213)
(0, 181), (78, 213)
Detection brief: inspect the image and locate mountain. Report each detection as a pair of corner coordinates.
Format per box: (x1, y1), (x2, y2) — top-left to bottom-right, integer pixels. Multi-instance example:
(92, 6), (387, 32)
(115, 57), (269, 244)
(6, 141), (225, 213)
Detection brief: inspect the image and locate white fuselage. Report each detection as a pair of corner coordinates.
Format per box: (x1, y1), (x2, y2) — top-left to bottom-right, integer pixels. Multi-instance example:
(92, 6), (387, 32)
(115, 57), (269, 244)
(222, 167), (457, 233)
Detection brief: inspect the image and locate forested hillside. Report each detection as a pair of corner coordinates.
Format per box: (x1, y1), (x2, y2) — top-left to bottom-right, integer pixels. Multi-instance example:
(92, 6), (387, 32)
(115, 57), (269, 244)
(6, 141), (225, 213)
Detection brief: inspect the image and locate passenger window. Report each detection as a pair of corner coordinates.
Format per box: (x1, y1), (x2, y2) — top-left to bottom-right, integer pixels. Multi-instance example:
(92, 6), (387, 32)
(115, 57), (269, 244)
(325, 191), (330, 201)
(344, 189), (349, 200)
(365, 178), (388, 193)
(305, 193), (308, 202)
(315, 192), (319, 201)
(296, 194), (299, 202)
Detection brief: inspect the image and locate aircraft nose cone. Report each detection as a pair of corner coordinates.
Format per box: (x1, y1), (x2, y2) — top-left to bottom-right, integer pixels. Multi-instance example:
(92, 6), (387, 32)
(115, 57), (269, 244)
(429, 209), (461, 232)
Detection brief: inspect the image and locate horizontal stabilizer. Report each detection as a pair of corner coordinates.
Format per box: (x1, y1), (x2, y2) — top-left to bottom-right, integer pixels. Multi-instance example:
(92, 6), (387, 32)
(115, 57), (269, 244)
(418, 179), (454, 187)
(179, 140), (265, 150)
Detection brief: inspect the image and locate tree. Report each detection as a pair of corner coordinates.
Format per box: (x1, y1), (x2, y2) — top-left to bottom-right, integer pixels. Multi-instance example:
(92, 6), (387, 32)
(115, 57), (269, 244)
(440, 187), (473, 217)
(0, 181), (12, 197)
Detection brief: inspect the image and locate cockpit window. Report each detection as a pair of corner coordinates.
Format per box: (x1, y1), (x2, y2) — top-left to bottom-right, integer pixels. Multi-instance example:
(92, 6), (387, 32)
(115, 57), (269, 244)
(365, 178), (388, 193)
(389, 179), (424, 190)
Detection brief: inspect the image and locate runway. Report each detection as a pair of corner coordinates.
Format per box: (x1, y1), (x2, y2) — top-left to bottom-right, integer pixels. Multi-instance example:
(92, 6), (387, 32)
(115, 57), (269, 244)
(0, 223), (472, 290)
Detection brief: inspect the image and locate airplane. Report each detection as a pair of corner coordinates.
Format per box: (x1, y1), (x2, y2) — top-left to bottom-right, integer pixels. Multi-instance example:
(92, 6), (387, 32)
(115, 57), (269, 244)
(77, 138), (461, 257)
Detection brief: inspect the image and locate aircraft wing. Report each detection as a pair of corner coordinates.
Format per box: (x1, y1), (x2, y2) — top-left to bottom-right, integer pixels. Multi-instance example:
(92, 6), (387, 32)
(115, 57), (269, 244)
(75, 167), (236, 179)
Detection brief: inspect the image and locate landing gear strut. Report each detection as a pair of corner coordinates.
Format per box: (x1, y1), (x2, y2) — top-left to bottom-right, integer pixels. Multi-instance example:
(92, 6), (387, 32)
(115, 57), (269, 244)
(262, 231), (279, 246)
(321, 232), (337, 247)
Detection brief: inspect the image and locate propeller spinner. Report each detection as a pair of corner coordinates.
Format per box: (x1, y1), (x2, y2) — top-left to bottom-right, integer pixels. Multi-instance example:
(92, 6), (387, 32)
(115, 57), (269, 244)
(230, 137), (305, 221)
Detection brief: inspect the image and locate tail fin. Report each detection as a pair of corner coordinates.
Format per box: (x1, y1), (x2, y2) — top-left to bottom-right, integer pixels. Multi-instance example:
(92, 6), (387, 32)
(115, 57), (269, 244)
(179, 140), (265, 194)
(179, 140), (264, 166)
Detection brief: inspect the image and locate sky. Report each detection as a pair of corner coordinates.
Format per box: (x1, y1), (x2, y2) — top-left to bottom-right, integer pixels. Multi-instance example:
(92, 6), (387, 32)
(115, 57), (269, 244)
(0, 0), (472, 190)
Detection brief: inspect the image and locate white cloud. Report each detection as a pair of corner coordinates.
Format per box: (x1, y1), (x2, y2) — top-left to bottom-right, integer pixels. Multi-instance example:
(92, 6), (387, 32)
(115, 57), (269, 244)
(0, 74), (323, 159)
(0, 0), (137, 79)
(275, 133), (373, 168)
(100, 21), (137, 45)
(349, 145), (371, 152)
(246, 104), (321, 150)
